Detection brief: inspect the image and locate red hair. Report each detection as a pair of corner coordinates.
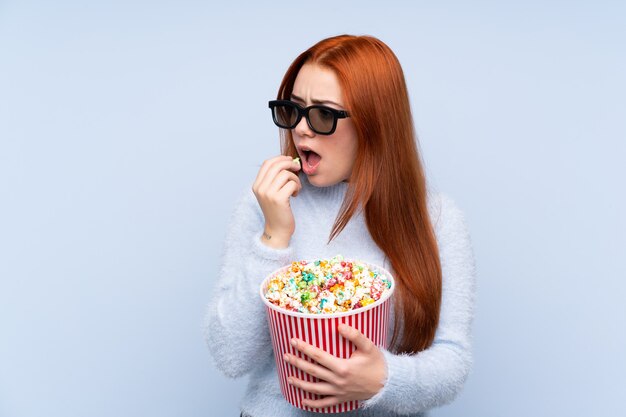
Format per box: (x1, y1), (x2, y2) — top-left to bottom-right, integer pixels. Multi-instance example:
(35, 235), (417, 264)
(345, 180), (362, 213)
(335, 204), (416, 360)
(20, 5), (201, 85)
(276, 35), (441, 354)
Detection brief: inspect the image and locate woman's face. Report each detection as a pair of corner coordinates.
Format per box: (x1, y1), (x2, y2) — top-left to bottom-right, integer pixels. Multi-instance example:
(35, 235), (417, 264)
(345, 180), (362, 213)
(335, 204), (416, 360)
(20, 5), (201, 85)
(290, 63), (358, 187)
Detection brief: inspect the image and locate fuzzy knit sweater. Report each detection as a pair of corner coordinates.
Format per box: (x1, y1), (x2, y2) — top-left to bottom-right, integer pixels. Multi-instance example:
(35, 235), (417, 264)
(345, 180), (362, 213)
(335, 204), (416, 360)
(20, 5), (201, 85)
(203, 173), (476, 417)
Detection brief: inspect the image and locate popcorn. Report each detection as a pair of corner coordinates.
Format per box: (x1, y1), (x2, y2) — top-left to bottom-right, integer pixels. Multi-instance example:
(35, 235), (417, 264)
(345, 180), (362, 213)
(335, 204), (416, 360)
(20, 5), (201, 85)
(264, 255), (392, 314)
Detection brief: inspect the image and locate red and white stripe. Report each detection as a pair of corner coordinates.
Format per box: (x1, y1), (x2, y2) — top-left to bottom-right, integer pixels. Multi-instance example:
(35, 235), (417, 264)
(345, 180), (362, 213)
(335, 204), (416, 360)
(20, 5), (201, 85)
(266, 299), (391, 413)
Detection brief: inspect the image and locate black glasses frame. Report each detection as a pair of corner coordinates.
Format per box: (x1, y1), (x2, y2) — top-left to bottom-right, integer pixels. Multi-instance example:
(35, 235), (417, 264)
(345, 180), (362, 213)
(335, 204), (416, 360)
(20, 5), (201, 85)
(268, 100), (350, 135)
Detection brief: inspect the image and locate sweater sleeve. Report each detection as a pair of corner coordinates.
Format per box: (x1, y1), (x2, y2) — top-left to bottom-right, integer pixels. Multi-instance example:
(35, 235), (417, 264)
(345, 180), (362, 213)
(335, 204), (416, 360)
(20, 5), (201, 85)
(203, 187), (296, 378)
(360, 194), (477, 413)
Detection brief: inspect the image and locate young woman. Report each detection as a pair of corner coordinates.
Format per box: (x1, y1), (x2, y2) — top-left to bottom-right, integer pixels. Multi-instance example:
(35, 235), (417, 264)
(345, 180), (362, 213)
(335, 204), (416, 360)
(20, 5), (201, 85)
(204, 34), (476, 417)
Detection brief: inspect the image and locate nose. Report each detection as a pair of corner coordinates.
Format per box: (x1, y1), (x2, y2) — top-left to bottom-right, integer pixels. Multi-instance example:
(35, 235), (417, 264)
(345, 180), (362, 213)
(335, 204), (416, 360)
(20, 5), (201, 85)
(294, 114), (315, 138)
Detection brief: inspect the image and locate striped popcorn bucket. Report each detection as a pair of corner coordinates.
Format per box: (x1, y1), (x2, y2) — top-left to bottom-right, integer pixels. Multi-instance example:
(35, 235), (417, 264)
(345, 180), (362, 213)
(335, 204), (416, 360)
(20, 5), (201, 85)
(259, 261), (395, 413)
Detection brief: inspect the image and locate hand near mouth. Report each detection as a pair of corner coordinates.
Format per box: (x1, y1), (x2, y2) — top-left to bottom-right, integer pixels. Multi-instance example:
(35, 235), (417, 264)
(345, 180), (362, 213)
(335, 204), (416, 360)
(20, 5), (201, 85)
(252, 155), (302, 249)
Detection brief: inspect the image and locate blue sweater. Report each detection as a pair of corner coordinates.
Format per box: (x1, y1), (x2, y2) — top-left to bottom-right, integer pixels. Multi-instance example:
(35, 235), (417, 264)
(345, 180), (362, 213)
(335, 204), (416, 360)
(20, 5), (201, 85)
(203, 173), (476, 417)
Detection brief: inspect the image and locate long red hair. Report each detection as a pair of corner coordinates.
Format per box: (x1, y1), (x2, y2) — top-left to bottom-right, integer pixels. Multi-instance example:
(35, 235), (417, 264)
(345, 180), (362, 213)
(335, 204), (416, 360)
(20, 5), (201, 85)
(276, 35), (441, 354)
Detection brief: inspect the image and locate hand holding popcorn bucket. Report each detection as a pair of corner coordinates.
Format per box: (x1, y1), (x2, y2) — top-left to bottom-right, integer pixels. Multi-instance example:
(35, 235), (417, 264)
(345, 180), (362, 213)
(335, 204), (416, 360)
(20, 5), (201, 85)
(259, 257), (394, 413)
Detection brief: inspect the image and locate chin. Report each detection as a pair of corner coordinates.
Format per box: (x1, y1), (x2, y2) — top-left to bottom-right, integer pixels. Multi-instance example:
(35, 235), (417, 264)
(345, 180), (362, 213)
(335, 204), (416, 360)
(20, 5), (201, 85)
(307, 174), (345, 188)
(306, 175), (327, 187)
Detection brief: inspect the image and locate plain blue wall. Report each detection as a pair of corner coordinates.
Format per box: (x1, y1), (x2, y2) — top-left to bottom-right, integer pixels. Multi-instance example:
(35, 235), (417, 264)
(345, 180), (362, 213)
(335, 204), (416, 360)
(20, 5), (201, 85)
(1, 1), (624, 416)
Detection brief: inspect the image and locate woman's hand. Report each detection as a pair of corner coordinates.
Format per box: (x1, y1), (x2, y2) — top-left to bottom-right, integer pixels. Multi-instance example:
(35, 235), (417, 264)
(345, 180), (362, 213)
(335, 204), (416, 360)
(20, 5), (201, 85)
(283, 323), (387, 408)
(252, 155), (302, 249)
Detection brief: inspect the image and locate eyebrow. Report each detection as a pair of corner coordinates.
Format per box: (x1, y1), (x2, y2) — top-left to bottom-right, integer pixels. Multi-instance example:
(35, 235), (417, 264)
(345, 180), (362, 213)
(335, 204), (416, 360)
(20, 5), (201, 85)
(290, 93), (343, 107)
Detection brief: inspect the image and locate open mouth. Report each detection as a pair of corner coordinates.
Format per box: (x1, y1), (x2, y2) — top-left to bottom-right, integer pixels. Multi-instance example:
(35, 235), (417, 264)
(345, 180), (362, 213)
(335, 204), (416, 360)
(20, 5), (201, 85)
(299, 147), (322, 175)
(302, 149), (322, 167)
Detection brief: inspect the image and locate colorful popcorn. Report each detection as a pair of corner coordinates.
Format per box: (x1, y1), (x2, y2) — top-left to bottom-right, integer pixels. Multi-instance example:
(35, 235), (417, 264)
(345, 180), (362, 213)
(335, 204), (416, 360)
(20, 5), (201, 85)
(264, 255), (392, 314)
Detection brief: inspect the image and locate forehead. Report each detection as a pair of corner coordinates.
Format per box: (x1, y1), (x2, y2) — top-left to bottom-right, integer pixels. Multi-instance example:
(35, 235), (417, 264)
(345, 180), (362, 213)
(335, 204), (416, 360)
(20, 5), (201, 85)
(292, 63), (343, 103)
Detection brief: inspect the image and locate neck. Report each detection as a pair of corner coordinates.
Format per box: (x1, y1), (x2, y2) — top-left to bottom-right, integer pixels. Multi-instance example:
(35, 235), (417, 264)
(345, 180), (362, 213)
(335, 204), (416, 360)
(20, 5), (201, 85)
(299, 173), (349, 201)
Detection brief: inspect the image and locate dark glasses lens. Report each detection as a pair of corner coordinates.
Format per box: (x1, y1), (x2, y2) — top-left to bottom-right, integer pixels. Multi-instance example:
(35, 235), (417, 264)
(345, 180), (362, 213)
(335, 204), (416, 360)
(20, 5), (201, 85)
(308, 107), (335, 133)
(273, 102), (298, 128)
(268, 100), (349, 135)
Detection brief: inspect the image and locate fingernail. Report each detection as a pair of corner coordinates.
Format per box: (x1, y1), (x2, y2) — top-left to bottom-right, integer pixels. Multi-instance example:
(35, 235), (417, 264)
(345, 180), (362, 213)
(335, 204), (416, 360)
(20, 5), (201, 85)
(283, 353), (289, 361)
(287, 378), (293, 385)
(291, 338), (297, 347)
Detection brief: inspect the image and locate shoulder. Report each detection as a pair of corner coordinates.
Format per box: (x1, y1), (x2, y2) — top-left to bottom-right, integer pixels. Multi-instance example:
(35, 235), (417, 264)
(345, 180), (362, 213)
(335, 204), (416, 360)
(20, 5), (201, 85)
(426, 189), (476, 293)
(426, 189), (471, 245)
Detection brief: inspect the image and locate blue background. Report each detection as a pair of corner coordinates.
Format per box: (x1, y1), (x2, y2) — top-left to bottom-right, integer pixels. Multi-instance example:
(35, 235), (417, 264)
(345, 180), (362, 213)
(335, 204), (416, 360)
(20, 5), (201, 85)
(1, 1), (624, 416)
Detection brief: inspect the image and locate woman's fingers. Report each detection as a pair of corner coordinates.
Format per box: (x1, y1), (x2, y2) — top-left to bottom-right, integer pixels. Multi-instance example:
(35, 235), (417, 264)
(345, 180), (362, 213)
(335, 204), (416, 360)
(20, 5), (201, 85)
(275, 180), (300, 201)
(287, 376), (336, 396)
(254, 156), (300, 195)
(290, 339), (343, 375)
(272, 171), (302, 199)
(284, 353), (335, 382)
(253, 155), (292, 192)
(338, 324), (374, 354)
(301, 395), (343, 409)
(260, 158), (301, 194)
(268, 169), (301, 193)
(252, 154), (301, 247)
(255, 158), (301, 203)
(287, 334), (386, 405)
